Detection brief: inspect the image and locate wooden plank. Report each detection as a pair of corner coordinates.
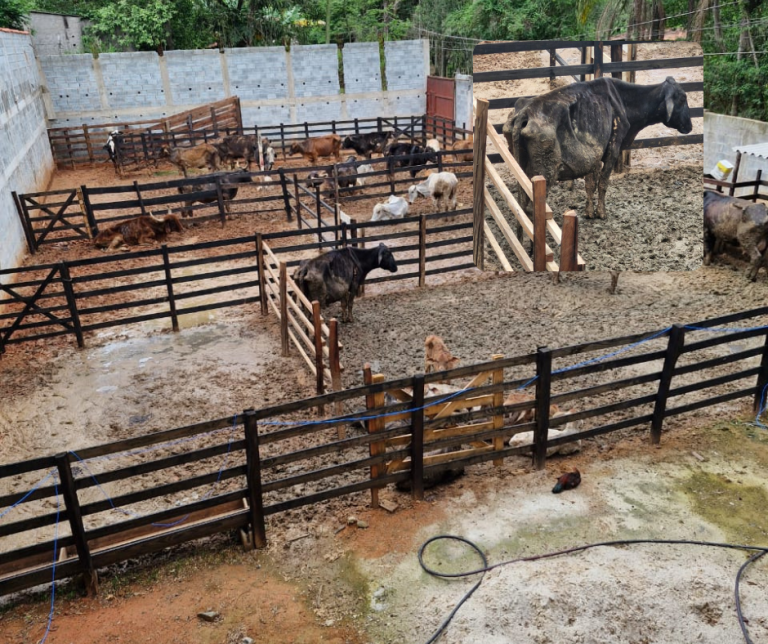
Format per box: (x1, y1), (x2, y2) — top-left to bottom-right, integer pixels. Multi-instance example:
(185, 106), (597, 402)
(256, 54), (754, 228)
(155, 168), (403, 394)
(244, 410), (267, 548)
(754, 332), (768, 414)
(418, 215), (428, 286)
(365, 368), (386, 508)
(559, 211), (578, 271)
(532, 176), (548, 271)
(410, 375), (425, 500)
(483, 222), (514, 272)
(279, 263), (289, 356)
(312, 301), (325, 398)
(492, 354), (505, 466)
(651, 323), (685, 444)
(473, 98), (489, 269)
(533, 347), (552, 470)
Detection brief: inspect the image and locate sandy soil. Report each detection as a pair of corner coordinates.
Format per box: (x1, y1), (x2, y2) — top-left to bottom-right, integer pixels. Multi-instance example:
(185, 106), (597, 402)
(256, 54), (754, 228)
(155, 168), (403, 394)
(473, 41), (704, 272)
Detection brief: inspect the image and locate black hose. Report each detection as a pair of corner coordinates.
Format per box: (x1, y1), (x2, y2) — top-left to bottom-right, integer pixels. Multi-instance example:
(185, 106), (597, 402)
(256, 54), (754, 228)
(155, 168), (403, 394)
(418, 535), (768, 644)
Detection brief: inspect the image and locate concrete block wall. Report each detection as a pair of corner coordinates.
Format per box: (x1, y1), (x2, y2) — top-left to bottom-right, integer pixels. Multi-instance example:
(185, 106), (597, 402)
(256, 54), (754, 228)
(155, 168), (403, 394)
(0, 29), (55, 276)
(704, 111), (768, 197)
(343, 42), (382, 94)
(454, 73), (472, 132)
(36, 41), (432, 129)
(98, 52), (165, 109)
(29, 12), (87, 57)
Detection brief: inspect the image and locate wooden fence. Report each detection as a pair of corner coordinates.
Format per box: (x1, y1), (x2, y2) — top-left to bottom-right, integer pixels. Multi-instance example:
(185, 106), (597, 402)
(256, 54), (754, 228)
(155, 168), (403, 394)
(47, 97), (242, 170)
(704, 170), (768, 201)
(473, 39), (704, 165)
(473, 97), (584, 273)
(2, 303), (767, 597)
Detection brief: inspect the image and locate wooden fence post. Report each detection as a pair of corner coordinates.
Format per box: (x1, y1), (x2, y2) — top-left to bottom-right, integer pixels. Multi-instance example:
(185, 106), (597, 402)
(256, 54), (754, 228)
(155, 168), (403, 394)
(279, 168), (292, 221)
(214, 175), (227, 227)
(59, 262), (84, 348)
(730, 152), (742, 197)
(364, 365), (385, 508)
(580, 45), (587, 82)
(410, 374), (425, 500)
(559, 210), (578, 272)
(279, 263), (289, 356)
(243, 410), (267, 549)
(610, 44), (623, 79)
(754, 170), (763, 202)
(312, 301), (325, 399)
(651, 324), (686, 444)
(82, 124), (94, 162)
(533, 347), (553, 470)
(161, 245), (180, 332)
(532, 176), (547, 271)
(133, 181), (147, 216)
(593, 42), (603, 78)
(492, 354), (505, 466)
(210, 107), (219, 136)
(753, 331), (768, 413)
(55, 453), (98, 595)
(418, 215), (427, 287)
(12, 191), (37, 255)
(329, 318), (343, 437)
(256, 234), (268, 316)
(473, 98), (489, 271)
(293, 173), (302, 230)
(315, 185), (323, 246)
(279, 123), (286, 160)
(549, 48), (556, 88)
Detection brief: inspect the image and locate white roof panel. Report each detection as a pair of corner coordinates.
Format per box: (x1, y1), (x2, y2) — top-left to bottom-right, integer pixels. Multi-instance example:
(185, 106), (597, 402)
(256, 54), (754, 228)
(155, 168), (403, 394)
(734, 142), (768, 159)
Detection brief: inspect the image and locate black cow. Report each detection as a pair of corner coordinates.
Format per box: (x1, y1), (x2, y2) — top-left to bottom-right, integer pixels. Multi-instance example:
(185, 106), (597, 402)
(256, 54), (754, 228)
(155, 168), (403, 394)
(704, 190), (768, 281)
(292, 243), (398, 323)
(385, 143), (437, 179)
(342, 131), (394, 159)
(503, 76), (693, 220)
(104, 130), (125, 175)
(214, 135), (259, 170)
(176, 169), (253, 218)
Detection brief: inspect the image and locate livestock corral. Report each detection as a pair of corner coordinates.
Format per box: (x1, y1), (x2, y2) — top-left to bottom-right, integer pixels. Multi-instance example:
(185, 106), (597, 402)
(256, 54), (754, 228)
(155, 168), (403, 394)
(2, 106), (768, 644)
(473, 40), (704, 272)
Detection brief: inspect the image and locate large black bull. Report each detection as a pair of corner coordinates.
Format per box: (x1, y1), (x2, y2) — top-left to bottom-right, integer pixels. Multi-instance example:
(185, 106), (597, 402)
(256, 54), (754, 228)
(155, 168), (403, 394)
(342, 131), (394, 159)
(704, 190), (768, 281)
(503, 76), (693, 220)
(292, 244), (398, 323)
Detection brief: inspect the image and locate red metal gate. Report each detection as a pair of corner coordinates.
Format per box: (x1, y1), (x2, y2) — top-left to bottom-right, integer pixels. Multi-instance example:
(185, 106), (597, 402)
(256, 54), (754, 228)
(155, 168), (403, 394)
(427, 76), (455, 122)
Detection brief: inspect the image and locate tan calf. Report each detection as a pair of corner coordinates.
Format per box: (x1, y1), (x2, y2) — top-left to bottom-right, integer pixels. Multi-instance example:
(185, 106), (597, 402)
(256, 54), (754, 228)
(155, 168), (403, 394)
(424, 335), (461, 374)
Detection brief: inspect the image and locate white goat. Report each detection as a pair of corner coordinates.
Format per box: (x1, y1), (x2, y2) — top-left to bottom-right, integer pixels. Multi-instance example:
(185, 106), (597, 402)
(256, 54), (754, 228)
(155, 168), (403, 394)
(407, 171), (458, 212)
(356, 163), (374, 186)
(425, 138), (441, 153)
(372, 195), (409, 222)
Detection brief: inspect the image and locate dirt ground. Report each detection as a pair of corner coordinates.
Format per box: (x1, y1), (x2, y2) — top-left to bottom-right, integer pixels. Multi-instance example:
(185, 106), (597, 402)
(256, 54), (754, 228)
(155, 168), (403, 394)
(473, 41), (704, 272)
(2, 415), (767, 644)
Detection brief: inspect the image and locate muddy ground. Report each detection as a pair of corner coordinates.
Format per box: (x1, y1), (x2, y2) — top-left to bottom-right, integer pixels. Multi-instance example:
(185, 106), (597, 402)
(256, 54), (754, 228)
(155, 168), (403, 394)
(473, 41), (704, 272)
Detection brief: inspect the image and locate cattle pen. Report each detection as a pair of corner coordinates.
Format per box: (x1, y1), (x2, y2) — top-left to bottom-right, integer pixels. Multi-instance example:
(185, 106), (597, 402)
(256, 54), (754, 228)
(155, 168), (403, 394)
(1, 301), (767, 598)
(472, 39), (704, 273)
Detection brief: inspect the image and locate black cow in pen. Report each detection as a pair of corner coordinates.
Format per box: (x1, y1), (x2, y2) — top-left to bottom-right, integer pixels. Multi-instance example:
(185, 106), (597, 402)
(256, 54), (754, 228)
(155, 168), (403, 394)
(385, 143), (437, 179)
(292, 243), (398, 323)
(104, 130), (125, 175)
(342, 131), (395, 159)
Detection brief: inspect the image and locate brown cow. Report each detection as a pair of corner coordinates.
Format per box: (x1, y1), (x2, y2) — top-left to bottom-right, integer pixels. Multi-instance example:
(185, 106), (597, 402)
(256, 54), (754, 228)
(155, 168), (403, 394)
(289, 134), (342, 164)
(94, 213), (184, 251)
(160, 143), (221, 177)
(424, 335), (461, 374)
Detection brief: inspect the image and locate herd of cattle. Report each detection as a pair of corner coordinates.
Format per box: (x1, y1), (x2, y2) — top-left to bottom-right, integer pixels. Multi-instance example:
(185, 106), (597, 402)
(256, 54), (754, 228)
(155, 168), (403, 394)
(95, 128), (472, 251)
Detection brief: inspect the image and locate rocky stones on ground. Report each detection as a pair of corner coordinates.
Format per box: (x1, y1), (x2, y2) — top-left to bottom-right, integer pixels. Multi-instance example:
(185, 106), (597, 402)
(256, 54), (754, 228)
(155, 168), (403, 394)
(197, 610), (220, 622)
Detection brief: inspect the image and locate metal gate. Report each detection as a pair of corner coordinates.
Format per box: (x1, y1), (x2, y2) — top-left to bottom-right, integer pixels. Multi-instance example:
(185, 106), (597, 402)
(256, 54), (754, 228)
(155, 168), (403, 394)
(426, 76), (455, 123)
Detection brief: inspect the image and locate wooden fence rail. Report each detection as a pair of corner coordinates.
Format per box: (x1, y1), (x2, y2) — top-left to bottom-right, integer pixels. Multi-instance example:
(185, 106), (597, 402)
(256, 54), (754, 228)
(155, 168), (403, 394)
(2, 304), (768, 597)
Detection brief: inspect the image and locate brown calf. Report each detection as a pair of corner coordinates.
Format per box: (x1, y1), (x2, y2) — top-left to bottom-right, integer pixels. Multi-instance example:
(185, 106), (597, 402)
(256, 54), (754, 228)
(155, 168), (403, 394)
(424, 335), (461, 374)
(289, 134), (342, 165)
(94, 213), (184, 251)
(446, 135), (474, 163)
(160, 143), (221, 177)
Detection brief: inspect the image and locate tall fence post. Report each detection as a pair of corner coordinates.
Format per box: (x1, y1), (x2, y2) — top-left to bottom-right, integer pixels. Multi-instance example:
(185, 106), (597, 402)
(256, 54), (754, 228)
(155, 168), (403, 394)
(59, 261), (84, 348)
(532, 176), (547, 271)
(580, 45), (587, 82)
(279, 263), (289, 356)
(55, 453), (98, 595)
(593, 41), (603, 78)
(754, 331), (768, 413)
(472, 98), (489, 271)
(364, 365), (385, 508)
(329, 318), (343, 437)
(533, 346), (553, 470)
(753, 170), (763, 202)
(293, 173), (302, 230)
(243, 410), (267, 549)
(610, 43), (623, 79)
(651, 324), (686, 444)
(418, 215), (427, 287)
(279, 123), (286, 160)
(492, 354), (505, 466)
(549, 48), (556, 88)
(256, 234), (268, 316)
(559, 210), (579, 272)
(279, 168), (292, 221)
(312, 300), (325, 399)
(80, 185), (99, 238)
(161, 245), (180, 332)
(214, 175), (227, 227)
(12, 191), (37, 255)
(315, 185), (323, 246)
(410, 373), (425, 500)
(82, 123), (94, 162)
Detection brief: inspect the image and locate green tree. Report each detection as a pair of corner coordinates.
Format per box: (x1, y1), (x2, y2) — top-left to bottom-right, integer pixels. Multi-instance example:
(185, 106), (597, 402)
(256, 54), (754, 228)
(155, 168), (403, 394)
(87, 0), (177, 51)
(0, 0), (31, 30)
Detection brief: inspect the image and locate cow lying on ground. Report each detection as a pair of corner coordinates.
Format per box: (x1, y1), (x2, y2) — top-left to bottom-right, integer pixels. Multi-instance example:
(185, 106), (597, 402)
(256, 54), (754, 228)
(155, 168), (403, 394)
(94, 213), (183, 251)
(160, 143), (221, 177)
(407, 172), (458, 212)
(292, 243), (398, 323)
(385, 143), (437, 178)
(342, 131), (394, 159)
(424, 335), (460, 373)
(327, 156), (358, 192)
(214, 135), (259, 170)
(704, 190), (768, 281)
(503, 76), (692, 220)
(372, 195), (409, 221)
(176, 169), (254, 218)
(290, 134), (342, 164)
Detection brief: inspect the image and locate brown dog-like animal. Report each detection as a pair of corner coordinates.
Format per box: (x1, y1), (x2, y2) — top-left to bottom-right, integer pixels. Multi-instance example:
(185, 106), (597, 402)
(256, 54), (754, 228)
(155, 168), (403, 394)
(94, 212), (183, 251)
(289, 134), (342, 165)
(424, 335), (461, 374)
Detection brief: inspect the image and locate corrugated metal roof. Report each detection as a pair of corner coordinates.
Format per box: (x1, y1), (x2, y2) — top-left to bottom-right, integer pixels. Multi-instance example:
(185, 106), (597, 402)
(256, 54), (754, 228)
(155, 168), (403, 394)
(734, 142), (768, 159)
